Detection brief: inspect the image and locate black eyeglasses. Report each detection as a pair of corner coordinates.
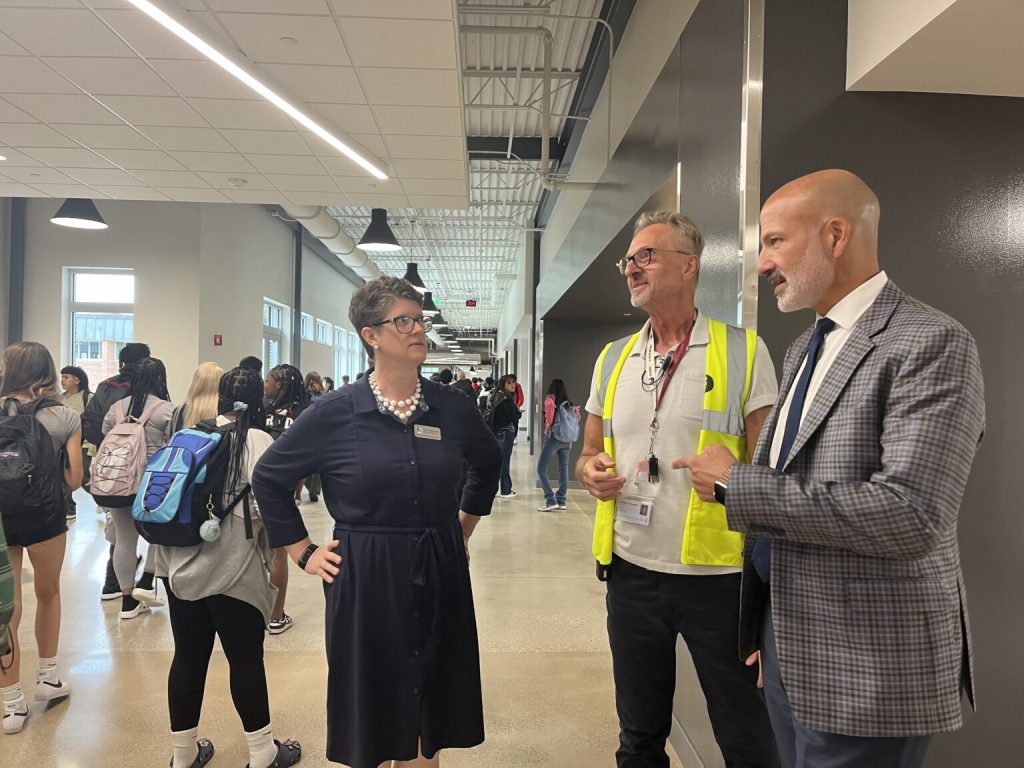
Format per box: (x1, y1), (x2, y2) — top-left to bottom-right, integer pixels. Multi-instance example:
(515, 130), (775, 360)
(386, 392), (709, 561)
(375, 314), (433, 334)
(616, 247), (698, 274)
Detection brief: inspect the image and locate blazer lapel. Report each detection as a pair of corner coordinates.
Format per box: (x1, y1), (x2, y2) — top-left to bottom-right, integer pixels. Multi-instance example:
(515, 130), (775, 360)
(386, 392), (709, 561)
(780, 281), (904, 471)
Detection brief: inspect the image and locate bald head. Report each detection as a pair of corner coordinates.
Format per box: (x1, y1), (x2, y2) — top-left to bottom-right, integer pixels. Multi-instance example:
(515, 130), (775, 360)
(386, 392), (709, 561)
(759, 170), (883, 314)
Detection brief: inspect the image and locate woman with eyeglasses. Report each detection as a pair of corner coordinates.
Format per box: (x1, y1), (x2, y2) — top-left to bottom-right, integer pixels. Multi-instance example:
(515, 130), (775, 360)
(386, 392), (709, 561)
(252, 276), (501, 768)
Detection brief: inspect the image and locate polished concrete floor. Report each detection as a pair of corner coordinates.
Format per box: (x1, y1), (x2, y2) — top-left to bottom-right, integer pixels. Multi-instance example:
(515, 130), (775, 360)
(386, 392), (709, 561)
(6, 443), (684, 767)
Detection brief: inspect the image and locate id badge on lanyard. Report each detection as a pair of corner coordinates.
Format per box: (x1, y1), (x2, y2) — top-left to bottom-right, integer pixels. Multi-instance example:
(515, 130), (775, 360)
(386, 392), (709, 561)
(634, 325), (692, 488)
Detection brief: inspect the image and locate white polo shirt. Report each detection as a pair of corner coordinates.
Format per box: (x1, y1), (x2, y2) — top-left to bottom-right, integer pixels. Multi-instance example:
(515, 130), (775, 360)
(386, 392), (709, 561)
(586, 311), (779, 575)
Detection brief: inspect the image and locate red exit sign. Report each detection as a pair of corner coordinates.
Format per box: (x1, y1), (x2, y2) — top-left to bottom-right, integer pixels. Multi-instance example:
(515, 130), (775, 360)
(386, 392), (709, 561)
(465, 299), (478, 307)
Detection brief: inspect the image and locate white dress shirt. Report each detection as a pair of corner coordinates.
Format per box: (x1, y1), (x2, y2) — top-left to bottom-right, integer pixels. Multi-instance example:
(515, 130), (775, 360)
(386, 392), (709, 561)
(769, 271), (889, 468)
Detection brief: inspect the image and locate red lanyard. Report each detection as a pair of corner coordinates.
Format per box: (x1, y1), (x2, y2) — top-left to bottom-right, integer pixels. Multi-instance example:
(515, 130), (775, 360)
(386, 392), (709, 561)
(649, 326), (693, 426)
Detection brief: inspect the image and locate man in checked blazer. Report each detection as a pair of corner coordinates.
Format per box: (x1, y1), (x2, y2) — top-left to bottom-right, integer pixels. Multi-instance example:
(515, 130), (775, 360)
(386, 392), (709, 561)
(678, 169), (985, 768)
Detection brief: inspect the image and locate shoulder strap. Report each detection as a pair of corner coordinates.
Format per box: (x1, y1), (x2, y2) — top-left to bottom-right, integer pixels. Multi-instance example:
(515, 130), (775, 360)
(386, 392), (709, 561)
(82, 391), (90, 408)
(128, 397), (165, 426)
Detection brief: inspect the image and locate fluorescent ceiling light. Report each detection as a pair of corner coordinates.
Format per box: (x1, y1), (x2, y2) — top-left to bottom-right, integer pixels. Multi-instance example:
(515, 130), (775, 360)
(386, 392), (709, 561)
(125, 0), (387, 180)
(0, 155), (6, 161)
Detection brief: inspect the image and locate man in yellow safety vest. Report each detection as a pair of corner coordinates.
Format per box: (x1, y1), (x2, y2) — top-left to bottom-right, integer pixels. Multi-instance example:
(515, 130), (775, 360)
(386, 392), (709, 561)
(576, 211), (780, 768)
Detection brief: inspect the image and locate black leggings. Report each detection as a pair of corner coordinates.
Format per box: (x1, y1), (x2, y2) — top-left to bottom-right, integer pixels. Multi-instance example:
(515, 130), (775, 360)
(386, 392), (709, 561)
(164, 580), (271, 732)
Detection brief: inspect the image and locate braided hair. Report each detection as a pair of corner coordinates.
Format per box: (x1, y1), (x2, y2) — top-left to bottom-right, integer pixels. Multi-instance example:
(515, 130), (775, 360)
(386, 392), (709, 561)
(268, 364), (307, 413)
(218, 367), (266, 496)
(127, 357), (169, 419)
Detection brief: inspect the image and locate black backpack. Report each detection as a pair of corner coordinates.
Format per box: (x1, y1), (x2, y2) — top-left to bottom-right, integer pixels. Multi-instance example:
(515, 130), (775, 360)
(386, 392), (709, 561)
(483, 390), (507, 433)
(0, 398), (65, 534)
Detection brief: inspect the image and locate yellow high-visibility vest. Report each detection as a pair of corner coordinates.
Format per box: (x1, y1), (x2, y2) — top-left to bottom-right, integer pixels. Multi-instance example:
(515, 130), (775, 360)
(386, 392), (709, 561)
(592, 318), (757, 567)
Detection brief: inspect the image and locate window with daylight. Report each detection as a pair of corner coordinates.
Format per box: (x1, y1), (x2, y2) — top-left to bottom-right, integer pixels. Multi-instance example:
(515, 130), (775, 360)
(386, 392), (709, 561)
(300, 313), (314, 341)
(67, 268), (135, 384)
(333, 327), (347, 383)
(316, 319), (331, 345)
(349, 330), (364, 378)
(262, 299), (288, 369)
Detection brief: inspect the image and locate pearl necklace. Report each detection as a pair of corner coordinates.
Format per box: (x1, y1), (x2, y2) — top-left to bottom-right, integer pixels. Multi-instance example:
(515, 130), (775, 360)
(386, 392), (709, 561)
(369, 372), (422, 423)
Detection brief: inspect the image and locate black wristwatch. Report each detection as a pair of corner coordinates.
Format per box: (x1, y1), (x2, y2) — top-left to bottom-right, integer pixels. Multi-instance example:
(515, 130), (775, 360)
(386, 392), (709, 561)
(713, 479), (728, 505)
(297, 543), (318, 571)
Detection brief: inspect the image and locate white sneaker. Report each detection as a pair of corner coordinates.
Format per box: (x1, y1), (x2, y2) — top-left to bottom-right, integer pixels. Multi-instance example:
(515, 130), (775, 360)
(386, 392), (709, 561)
(537, 503), (558, 511)
(267, 614), (294, 635)
(498, 491), (517, 498)
(119, 599), (150, 620)
(557, 503), (567, 510)
(2, 695), (30, 735)
(131, 586), (165, 607)
(34, 673), (71, 702)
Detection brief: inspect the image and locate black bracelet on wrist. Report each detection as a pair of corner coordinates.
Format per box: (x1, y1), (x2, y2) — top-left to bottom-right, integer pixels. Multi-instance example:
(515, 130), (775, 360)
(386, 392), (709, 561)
(297, 543), (318, 571)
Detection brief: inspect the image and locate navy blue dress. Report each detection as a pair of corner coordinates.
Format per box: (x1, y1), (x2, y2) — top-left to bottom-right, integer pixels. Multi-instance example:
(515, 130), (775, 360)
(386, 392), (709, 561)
(252, 376), (501, 768)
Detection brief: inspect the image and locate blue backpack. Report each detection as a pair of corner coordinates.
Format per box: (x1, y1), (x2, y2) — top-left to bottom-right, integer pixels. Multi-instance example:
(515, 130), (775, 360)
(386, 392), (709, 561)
(551, 401), (580, 443)
(131, 420), (251, 547)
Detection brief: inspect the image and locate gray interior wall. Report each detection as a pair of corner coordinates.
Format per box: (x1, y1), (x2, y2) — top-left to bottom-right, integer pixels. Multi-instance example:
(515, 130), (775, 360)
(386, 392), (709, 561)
(0, 198), (9, 346)
(758, 2), (1024, 765)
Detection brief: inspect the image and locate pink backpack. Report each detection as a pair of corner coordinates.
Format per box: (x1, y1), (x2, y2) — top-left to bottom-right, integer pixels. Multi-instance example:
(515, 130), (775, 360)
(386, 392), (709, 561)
(91, 398), (163, 508)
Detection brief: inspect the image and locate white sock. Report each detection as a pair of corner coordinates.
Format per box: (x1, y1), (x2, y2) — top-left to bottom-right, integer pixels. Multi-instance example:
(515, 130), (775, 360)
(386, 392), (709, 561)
(1, 683), (25, 705)
(245, 723), (277, 768)
(171, 726), (199, 768)
(37, 657), (58, 679)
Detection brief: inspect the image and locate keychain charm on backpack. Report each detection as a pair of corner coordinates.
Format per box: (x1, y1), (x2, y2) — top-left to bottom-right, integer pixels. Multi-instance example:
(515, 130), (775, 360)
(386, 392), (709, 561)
(199, 516), (221, 542)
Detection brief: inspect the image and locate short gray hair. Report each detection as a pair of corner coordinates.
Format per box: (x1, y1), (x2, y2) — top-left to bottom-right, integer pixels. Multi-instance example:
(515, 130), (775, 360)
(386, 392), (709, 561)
(633, 210), (705, 256)
(348, 275), (423, 358)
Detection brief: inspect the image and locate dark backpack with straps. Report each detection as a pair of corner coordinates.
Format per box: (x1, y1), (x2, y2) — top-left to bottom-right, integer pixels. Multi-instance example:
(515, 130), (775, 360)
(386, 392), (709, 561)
(0, 398), (65, 534)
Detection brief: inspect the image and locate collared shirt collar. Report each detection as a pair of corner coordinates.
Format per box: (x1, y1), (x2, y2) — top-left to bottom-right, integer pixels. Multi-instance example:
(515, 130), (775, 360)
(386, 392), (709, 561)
(821, 270), (889, 330)
(351, 370), (438, 416)
(630, 308), (710, 357)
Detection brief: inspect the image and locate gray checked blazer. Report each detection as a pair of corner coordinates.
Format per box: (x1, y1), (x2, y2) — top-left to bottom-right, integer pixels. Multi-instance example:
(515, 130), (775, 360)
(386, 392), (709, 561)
(727, 280), (984, 738)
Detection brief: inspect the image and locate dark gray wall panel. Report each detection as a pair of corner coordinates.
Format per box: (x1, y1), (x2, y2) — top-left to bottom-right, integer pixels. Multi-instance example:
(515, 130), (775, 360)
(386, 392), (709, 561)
(758, 2), (1024, 765)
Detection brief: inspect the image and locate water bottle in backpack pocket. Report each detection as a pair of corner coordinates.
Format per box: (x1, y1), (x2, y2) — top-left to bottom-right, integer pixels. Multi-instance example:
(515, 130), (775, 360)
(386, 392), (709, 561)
(91, 398), (163, 509)
(132, 420), (251, 547)
(0, 398), (65, 534)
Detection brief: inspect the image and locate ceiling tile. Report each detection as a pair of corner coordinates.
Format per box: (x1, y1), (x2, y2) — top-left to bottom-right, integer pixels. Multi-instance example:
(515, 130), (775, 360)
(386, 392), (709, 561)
(317, 152), (391, 179)
(0, 9), (135, 57)
(219, 13), (350, 66)
(392, 158), (466, 180)
(384, 134), (464, 160)
(223, 188), (287, 204)
(128, 169), (209, 187)
(218, 129), (312, 155)
(95, 96), (207, 127)
(284, 191), (353, 206)
(307, 132), (387, 163)
(149, 60), (254, 99)
(343, 192), (412, 208)
(52, 124), (158, 150)
(208, 1), (330, 13)
(0, 56), (77, 94)
(333, 176), (404, 195)
(329, 0), (452, 20)
(5, 94), (122, 125)
(0, 98), (35, 123)
(375, 105), (461, 136)
(0, 148), (44, 165)
(401, 178), (468, 196)
(188, 98), (293, 130)
(0, 181), (40, 196)
(28, 183), (110, 198)
(137, 126), (235, 152)
(44, 57), (175, 97)
(308, 102), (377, 133)
(92, 185), (170, 201)
(405, 194), (470, 211)
(0, 166), (75, 184)
(62, 168), (147, 186)
(96, 9), (209, 61)
(164, 188), (232, 203)
(263, 173), (339, 192)
(21, 147), (114, 168)
(359, 68), (460, 107)
(96, 148), (186, 171)
(0, 33), (28, 57)
(261, 63), (363, 104)
(0, 123), (77, 147)
(197, 171), (274, 190)
(247, 154), (326, 175)
(173, 152), (258, 173)
(345, 132), (388, 158)
(341, 20), (457, 69)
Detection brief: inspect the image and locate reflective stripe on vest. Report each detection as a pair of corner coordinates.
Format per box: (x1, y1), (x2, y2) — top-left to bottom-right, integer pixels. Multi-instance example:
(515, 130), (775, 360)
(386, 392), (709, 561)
(591, 319), (757, 567)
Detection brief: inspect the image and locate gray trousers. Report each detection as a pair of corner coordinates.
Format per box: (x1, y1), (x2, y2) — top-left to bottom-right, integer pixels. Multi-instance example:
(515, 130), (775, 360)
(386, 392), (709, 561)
(104, 506), (153, 590)
(760, 603), (931, 768)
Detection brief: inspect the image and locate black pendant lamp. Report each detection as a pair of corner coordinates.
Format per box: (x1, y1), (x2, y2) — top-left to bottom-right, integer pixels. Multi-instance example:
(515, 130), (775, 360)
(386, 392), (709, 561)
(422, 291), (439, 317)
(50, 198), (108, 230)
(433, 312), (449, 329)
(401, 262), (427, 294)
(356, 208), (401, 252)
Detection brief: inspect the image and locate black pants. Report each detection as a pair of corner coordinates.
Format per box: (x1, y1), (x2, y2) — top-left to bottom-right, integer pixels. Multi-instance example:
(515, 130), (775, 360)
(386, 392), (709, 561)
(164, 580), (271, 733)
(606, 556), (780, 768)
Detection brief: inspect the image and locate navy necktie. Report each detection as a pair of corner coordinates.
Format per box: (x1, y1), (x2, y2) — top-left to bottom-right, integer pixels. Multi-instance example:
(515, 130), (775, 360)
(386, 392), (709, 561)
(752, 317), (836, 583)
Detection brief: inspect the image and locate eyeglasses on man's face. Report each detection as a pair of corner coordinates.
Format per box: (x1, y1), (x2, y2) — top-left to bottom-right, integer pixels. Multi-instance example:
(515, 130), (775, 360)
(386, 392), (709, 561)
(376, 314), (433, 334)
(616, 246), (698, 275)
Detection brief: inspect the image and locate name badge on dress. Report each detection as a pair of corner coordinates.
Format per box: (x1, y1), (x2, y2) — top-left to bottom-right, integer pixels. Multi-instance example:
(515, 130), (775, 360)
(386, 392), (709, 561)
(414, 425), (442, 441)
(617, 496), (653, 526)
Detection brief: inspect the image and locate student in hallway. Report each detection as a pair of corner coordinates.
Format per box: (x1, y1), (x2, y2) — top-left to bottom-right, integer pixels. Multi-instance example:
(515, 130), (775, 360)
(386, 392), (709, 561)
(0, 342), (83, 735)
(173, 362), (224, 432)
(60, 365), (93, 521)
(488, 375), (521, 499)
(536, 378), (580, 511)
